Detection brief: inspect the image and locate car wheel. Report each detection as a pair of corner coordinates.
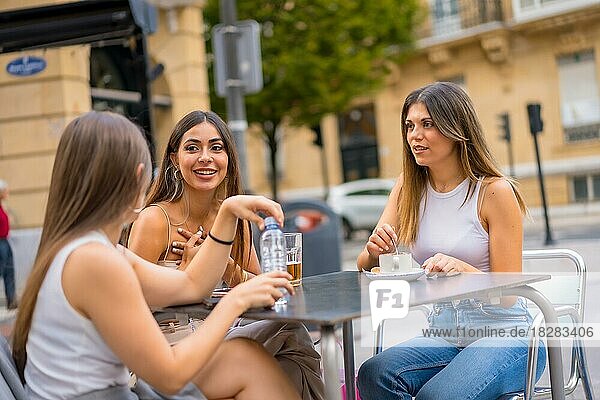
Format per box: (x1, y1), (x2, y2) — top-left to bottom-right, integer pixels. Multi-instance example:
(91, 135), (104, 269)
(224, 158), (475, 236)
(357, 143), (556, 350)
(342, 218), (353, 240)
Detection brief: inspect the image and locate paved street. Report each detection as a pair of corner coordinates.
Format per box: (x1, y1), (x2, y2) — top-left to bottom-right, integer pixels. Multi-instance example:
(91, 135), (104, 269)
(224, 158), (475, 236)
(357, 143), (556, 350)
(340, 215), (600, 399)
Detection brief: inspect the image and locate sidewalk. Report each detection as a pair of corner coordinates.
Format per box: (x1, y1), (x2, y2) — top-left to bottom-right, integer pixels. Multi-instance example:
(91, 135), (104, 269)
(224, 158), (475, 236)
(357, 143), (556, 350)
(0, 298), (17, 338)
(523, 208), (600, 244)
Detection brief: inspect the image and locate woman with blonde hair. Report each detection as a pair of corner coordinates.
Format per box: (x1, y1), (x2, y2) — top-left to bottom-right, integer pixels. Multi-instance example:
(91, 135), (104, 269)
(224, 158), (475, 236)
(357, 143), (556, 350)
(12, 111), (300, 399)
(356, 82), (546, 399)
(128, 110), (324, 400)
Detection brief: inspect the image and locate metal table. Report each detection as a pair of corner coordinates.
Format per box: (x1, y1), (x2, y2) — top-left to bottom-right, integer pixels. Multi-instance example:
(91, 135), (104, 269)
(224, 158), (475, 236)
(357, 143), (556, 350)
(162, 271), (563, 400)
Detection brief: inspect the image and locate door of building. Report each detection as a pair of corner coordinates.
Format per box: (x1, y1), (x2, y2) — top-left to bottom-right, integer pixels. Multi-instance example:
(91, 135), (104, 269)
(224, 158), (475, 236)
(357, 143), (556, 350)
(338, 104), (380, 182)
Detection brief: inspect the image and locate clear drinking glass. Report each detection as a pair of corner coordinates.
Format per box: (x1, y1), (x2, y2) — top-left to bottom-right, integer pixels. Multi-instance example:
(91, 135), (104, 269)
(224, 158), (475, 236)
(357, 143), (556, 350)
(284, 232), (302, 286)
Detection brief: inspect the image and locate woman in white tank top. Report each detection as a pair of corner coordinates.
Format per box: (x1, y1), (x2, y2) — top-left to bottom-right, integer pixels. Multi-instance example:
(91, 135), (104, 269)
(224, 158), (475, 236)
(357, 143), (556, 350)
(12, 111), (300, 400)
(356, 82), (546, 400)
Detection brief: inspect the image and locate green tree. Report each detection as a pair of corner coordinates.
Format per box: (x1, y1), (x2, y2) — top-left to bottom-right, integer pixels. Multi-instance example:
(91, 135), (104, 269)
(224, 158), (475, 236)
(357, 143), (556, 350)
(203, 0), (422, 198)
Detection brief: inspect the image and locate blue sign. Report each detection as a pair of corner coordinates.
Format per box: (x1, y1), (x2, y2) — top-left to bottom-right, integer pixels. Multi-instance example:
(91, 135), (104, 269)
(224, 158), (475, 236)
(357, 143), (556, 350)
(6, 56), (47, 77)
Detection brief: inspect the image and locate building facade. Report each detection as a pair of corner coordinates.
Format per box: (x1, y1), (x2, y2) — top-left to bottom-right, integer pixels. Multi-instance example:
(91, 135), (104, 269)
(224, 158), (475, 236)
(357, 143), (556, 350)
(328, 0), (600, 220)
(0, 0), (212, 228)
(1, 0), (599, 231)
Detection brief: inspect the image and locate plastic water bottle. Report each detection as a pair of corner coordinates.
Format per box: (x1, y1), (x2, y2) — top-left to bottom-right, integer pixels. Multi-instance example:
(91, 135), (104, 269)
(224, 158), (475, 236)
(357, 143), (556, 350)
(260, 216), (287, 305)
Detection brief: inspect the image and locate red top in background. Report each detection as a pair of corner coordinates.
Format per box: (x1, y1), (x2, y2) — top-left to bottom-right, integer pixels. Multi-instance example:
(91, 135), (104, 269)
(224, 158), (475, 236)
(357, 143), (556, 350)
(0, 205), (9, 238)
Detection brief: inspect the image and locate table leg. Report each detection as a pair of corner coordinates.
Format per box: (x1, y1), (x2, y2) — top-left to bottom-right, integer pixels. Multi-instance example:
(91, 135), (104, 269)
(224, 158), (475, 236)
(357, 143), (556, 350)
(505, 286), (565, 400)
(342, 320), (356, 400)
(321, 324), (341, 400)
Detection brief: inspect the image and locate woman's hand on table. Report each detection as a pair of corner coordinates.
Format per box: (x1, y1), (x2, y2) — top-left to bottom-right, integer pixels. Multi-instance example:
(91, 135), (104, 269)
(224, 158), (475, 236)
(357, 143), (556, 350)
(421, 253), (480, 277)
(223, 271), (295, 312)
(365, 223), (398, 258)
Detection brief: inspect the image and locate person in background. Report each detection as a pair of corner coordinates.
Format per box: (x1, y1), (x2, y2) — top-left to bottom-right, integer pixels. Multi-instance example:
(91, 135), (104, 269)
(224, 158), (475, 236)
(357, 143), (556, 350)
(356, 82), (546, 400)
(0, 179), (17, 310)
(128, 110), (324, 400)
(12, 111), (300, 400)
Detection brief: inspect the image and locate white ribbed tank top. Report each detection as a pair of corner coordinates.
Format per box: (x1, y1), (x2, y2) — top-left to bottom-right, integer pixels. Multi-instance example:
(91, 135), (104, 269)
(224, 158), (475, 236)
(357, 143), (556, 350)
(411, 178), (490, 272)
(25, 231), (129, 399)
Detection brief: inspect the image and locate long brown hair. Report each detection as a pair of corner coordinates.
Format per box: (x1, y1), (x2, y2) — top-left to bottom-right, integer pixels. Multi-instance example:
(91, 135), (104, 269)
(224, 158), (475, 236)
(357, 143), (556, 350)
(396, 82), (527, 245)
(145, 110), (251, 268)
(12, 111), (151, 380)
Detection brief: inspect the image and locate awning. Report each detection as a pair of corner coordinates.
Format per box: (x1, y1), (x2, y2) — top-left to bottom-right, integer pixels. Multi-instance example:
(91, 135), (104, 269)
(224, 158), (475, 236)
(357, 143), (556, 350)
(0, 0), (156, 54)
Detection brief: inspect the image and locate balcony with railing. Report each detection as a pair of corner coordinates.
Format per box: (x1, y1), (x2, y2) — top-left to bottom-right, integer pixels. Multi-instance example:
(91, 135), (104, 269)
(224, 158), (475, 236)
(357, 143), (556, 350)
(416, 0), (505, 47)
(512, 0), (600, 23)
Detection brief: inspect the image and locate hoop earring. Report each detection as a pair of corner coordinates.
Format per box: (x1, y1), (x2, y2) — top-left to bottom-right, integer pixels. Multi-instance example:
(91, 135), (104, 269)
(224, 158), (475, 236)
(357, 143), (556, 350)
(173, 167), (183, 181)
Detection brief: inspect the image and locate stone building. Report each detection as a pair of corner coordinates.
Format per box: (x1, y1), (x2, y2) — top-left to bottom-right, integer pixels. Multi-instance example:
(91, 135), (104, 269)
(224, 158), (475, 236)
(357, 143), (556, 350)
(1, 0), (599, 233)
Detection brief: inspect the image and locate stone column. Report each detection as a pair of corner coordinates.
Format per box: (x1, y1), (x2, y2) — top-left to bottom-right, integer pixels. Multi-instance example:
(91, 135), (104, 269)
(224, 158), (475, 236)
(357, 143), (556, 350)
(0, 46), (91, 228)
(147, 0), (210, 159)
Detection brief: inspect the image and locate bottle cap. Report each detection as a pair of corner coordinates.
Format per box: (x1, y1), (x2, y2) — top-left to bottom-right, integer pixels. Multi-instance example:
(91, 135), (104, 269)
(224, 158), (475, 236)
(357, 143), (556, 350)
(264, 216), (280, 229)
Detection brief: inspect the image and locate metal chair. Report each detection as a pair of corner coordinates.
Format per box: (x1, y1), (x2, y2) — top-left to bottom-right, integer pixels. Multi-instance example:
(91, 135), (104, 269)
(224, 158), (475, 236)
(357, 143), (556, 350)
(0, 335), (27, 400)
(373, 249), (594, 400)
(500, 249), (594, 400)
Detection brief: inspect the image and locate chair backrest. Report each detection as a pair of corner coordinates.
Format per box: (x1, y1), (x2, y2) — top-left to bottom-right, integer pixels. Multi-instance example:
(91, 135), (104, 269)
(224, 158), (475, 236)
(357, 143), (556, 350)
(520, 248), (591, 399)
(375, 248), (587, 348)
(0, 335), (27, 400)
(522, 248), (585, 315)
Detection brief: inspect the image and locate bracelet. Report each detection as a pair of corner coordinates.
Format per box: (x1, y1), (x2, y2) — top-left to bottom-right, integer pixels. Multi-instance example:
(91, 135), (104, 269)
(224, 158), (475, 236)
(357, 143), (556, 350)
(208, 231), (234, 246)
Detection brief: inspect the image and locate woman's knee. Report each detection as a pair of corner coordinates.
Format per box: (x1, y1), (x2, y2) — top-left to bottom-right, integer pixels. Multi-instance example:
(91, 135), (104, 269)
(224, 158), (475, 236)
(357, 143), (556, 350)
(224, 337), (269, 363)
(357, 355), (386, 389)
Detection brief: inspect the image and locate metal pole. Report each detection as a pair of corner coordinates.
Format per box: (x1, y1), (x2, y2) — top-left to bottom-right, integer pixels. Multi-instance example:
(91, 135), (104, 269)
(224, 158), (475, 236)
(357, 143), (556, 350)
(219, 0), (250, 192)
(321, 147), (330, 201)
(504, 286), (565, 400)
(321, 325), (342, 400)
(532, 132), (554, 245)
(342, 321), (356, 400)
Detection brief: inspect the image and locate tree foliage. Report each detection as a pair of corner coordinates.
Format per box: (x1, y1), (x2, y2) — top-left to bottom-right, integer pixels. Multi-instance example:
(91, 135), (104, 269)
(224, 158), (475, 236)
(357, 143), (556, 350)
(202, 0), (422, 197)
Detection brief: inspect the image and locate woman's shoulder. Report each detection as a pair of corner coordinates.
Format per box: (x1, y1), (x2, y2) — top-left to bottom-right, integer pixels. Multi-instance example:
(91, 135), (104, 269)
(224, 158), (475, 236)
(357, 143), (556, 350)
(479, 176), (520, 211)
(480, 176), (514, 194)
(131, 203), (172, 240)
(63, 241), (138, 315)
(66, 241), (131, 282)
(137, 203), (172, 225)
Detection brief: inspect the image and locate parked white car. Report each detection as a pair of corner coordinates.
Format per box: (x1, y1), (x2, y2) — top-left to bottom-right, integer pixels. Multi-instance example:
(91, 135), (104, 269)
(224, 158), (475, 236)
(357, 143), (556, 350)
(327, 178), (396, 240)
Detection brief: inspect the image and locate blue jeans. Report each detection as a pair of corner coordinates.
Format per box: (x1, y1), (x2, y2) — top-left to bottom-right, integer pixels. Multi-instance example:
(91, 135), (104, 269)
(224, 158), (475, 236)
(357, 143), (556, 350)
(0, 239), (15, 305)
(357, 299), (547, 400)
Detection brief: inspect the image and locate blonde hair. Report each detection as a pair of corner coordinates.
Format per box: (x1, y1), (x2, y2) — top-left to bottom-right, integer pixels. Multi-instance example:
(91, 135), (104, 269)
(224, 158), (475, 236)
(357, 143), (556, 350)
(12, 111), (151, 380)
(396, 82), (526, 245)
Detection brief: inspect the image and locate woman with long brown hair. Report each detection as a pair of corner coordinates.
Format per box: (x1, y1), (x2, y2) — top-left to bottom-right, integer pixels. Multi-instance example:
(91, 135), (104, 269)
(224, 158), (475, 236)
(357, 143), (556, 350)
(129, 110), (257, 282)
(356, 82), (546, 399)
(128, 110), (324, 400)
(12, 111), (300, 399)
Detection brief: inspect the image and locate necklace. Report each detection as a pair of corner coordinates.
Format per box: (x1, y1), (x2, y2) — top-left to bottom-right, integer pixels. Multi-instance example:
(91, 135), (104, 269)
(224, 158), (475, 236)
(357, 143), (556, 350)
(170, 191), (190, 227)
(431, 175), (465, 193)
